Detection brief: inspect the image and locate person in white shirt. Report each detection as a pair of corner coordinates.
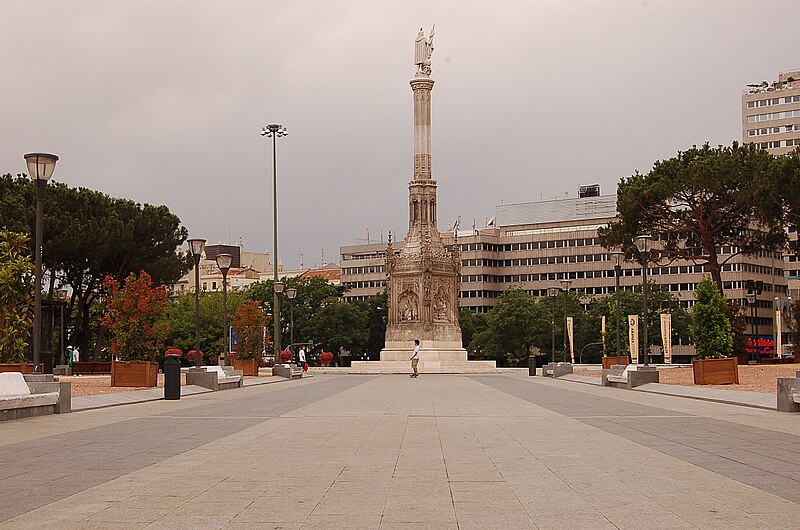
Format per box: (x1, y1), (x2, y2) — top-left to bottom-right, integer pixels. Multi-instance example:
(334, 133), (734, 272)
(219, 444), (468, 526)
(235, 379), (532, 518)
(410, 339), (420, 378)
(298, 347), (307, 372)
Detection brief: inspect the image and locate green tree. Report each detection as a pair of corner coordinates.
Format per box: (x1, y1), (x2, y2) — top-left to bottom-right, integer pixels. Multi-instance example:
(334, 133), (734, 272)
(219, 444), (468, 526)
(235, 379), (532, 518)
(307, 300), (368, 364)
(0, 230), (33, 363)
(458, 307), (488, 353)
(689, 276), (733, 359)
(469, 289), (544, 367)
(163, 290), (246, 359)
(248, 276), (346, 354)
(598, 142), (784, 290)
(0, 174), (191, 359)
(353, 293), (387, 358)
(590, 283), (690, 360)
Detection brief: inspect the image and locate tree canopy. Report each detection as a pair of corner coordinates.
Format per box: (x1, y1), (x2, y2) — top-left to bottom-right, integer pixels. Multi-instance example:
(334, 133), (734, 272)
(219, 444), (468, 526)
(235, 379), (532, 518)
(598, 142), (785, 289)
(0, 173), (190, 358)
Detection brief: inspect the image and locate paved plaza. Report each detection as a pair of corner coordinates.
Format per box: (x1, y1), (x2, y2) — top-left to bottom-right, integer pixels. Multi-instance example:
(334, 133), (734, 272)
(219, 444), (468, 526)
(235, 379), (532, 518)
(2, 374), (800, 529)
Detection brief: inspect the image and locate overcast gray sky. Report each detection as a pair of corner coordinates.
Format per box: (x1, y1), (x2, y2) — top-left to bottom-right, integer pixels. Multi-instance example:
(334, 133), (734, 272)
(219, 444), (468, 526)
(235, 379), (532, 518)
(3, 1), (799, 270)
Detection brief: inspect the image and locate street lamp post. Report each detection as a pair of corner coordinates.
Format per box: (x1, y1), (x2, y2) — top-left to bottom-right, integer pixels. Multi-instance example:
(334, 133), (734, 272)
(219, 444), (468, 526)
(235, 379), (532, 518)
(611, 251), (625, 366)
(286, 288), (297, 356)
(560, 278), (572, 363)
(635, 235), (652, 366)
(273, 280), (285, 362)
(215, 253), (233, 366)
(261, 123), (288, 363)
(187, 238), (206, 368)
(746, 291), (756, 363)
(24, 153), (58, 373)
(548, 287), (559, 363)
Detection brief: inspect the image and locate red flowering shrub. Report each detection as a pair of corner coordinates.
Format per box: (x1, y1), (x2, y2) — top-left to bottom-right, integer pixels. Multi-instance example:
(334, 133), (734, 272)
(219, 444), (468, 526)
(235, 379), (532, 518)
(165, 348), (182, 356)
(280, 350), (292, 362)
(320, 351), (333, 366)
(186, 350), (204, 364)
(231, 301), (267, 360)
(101, 271), (169, 362)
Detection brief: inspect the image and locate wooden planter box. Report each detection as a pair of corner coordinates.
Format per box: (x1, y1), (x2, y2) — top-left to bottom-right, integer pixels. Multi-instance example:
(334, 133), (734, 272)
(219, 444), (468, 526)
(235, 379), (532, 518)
(693, 357), (739, 385)
(601, 356), (629, 369)
(233, 358), (259, 376)
(111, 361), (158, 387)
(0, 363), (34, 373)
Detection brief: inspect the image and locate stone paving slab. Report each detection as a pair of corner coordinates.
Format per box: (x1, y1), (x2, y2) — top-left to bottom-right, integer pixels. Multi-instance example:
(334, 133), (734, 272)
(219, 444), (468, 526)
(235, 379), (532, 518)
(2, 375), (800, 529)
(635, 382), (777, 410)
(71, 375), (287, 412)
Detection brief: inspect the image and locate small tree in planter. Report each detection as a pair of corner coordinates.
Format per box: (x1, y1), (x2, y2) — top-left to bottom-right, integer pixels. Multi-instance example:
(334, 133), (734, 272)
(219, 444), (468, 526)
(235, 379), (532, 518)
(689, 276), (738, 384)
(101, 271), (169, 386)
(0, 230), (34, 370)
(230, 301), (267, 375)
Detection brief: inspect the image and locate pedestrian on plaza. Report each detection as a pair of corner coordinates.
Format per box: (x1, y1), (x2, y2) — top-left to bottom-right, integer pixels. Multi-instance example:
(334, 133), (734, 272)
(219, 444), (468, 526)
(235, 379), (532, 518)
(410, 339), (420, 378)
(298, 347), (307, 372)
(72, 346), (80, 363)
(66, 346), (74, 368)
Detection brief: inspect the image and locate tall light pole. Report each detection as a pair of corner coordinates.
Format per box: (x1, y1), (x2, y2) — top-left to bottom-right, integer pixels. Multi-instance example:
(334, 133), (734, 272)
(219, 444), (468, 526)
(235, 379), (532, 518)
(215, 253), (233, 366)
(24, 153), (58, 373)
(273, 280), (285, 362)
(286, 287), (297, 357)
(560, 278), (572, 363)
(188, 238), (206, 368)
(611, 251), (625, 366)
(548, 287), (559, 362)
(635, 235), (652, 366)
(261, 123), (288, 360)
(746, 291), (756, 363)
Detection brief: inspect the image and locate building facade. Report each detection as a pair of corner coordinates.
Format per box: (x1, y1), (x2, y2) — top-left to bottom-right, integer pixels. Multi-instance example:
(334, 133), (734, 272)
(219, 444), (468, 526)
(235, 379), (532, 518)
(341, 194), (788, 341)
(742, 69), (800, 156)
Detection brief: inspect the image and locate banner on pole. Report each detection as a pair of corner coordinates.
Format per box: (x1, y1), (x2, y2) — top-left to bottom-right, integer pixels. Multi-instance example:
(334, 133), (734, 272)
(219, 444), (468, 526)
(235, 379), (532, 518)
(660, 313), (672, 364)
(628, 315), (639, 364)
(567, 317), (574, 363)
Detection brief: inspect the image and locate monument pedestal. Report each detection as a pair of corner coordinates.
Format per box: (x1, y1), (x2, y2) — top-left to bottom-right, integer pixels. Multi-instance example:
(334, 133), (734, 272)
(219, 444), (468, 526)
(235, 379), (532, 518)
(351, 344), (496, 374)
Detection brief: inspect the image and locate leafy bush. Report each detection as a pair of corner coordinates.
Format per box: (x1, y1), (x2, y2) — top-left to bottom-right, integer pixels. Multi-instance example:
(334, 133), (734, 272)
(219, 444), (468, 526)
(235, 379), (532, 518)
(230, 301), (267, 360)
(689, 276), (733, 359)
(0, 230), (33, 363)
(101, 271), (169, 362)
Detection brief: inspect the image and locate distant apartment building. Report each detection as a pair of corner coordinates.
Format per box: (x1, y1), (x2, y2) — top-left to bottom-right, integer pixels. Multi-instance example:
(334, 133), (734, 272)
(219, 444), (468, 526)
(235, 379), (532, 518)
(741, 69), (800, 304)
(174, 244), (271, 294)
(742, 69), (800, 156)
(340, 193), (787, 340)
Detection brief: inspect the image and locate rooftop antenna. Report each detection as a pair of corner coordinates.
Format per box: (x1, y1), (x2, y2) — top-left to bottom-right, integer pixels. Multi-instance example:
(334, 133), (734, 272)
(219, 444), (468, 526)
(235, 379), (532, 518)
(321, 248), (325, 265)
(300, 253), (304, 269)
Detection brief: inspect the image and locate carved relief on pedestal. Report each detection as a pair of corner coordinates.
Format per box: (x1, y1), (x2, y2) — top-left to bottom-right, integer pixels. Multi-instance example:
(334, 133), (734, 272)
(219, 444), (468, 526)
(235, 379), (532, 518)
(398, 292), (419, 322)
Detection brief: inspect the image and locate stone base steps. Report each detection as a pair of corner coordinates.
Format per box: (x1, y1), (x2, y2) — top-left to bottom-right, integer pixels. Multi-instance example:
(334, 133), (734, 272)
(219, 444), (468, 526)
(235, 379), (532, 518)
(350, 360), (497, 374)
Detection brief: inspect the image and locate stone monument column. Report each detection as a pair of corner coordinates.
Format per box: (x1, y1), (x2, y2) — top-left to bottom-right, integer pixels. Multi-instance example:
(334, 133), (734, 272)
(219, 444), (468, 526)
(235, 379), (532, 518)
(353, 28), (495, 373)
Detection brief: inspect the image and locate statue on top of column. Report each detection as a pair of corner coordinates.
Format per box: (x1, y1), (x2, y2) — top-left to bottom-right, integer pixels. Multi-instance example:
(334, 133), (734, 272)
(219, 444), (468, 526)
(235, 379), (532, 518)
(414, 26), (435, 76)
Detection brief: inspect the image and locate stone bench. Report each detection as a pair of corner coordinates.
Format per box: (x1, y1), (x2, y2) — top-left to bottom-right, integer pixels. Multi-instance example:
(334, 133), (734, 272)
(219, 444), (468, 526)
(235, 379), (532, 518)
(272, 363), (303, 379)
(540, 362), (573, 378)
(777, 371), (800, 412)
(602, 364), (659, 389)
(186, 365), (243, 391)
(1, 372), (70, 421)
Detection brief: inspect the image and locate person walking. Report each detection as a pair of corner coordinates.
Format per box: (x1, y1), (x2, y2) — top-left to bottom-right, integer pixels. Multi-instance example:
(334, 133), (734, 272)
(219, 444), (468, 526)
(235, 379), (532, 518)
(410, 339), (420, 378)
(298, 347), (307, 372)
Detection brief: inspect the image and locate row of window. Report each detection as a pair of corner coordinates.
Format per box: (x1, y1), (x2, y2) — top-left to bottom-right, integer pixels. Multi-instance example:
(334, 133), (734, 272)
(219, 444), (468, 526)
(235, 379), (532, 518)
(461, 238), (600, 252)
(747, 109), (800, 123)
(341, 280), (386, 289)
(746, 95), (800, 108)
(342, 265), (385, 275)
(747, 124), (800, 137)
